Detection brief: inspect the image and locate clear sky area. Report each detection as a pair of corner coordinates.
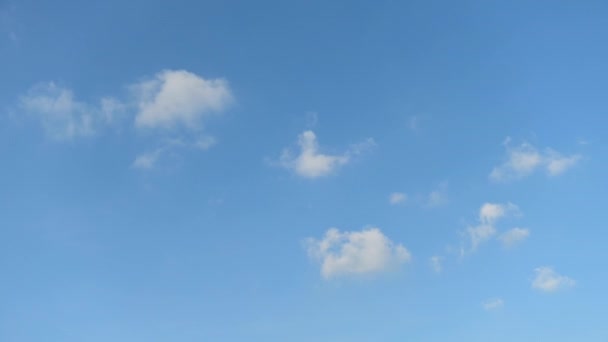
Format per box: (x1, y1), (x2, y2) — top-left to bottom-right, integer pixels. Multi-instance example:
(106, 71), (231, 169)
(1, 1), (607, 341)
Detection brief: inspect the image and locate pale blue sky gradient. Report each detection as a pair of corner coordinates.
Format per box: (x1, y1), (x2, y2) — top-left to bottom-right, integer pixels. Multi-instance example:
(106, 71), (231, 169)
(1, 1), (607, 341)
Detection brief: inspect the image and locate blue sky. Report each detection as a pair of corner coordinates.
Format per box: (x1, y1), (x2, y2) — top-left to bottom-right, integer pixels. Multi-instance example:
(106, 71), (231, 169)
(1, 0), (608, 341)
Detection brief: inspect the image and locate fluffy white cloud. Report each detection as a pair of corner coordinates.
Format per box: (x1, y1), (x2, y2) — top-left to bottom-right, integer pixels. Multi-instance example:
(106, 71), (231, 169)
(490, 140), (581, 181)
(499, 227), (530, 247)
(389, 192), (407, 205)
(306, 227), (411, 279)
(280, 130), (374, 178)
(132, 69), (232, 130)
(482, 298), (504, 311)
(532, 267), (575, 292)
(430, 256), (442, 273)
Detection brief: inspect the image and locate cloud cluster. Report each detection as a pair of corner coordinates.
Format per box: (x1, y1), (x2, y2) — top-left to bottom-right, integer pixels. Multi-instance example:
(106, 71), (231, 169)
(279, 130), (375, 178)
(19, 70), (233, 168)
(532, 267), (575, 292)
(464, 202), (526, 253)
(306, 227), (411, 278)
(490, 139), (581, 181)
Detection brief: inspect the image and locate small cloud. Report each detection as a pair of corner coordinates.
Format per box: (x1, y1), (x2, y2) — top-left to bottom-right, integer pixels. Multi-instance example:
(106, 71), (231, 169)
(305, 227), (411, 279)
(132, 69), (233, 130)
(389, 192), (407, 205)
(194, 136), (216, 150)
(499, 227), (530, 248)
(482, 298), (504, 311)
(479, 202), (519, 225)
(19, 82), (97, 140)
(466, 224), (496, 252)
(545, 150), (582, 176)
(532, 267), (575, 292)
(490, 140), (581, 181)
(463, 202), (520, 253)
(427, 182), (448, 207)
(279, 130), (374, 178)
(430, 256), (442, 273)
(132, 148), (164, 169)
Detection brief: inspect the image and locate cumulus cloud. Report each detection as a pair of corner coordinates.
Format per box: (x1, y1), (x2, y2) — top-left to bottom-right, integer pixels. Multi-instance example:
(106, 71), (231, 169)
(389, 192), (407, 205)
(463, 202), (521, 253)
(499, 227), (530, 247)
(132, 69), (232, 130)
(482, 298), (504, 311)
(490, 139), (581, 181)
(306, 227), (411, 279)
(279, 130), (375, 178)
(532, 267), (575, 292)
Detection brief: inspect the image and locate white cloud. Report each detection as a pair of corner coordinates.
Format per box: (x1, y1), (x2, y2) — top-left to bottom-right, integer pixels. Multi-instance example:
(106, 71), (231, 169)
(532, 267), (575, 292)
(430, 256), (442, 273)
(466, 224), (496, 251)
(132, 69), (232, 130)
(482, 298), (504, 311)
(490, 140), (581, 181)
(279, 130), (374, 178)
(19, 69), (232, 170)
(499, 227), (530, 247)
(306, 227), (411, 279)
(545, 150), (582, 176)
(19, 82), (97, 140)
(479, 202), (519, 224)
(463, 202), (520, 253)
(132, 148), (163, 169)
(389, 192), (407, 205)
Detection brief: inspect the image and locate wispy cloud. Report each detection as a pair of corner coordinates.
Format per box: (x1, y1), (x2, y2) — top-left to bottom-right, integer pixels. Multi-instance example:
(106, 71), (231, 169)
(482, 298), (504, 311)
(19, 82), (121, 140)
(305, 227), (411, 279)
(490, 139), (581, 181)
(389, 192), (407, 205)
(532, 267), (575, 292)
(499, 227), (530, 248)
(430, 256), (443, 273)
(279, 130), (375, 178)
(427, 182), (448, 207)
